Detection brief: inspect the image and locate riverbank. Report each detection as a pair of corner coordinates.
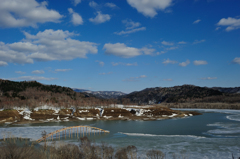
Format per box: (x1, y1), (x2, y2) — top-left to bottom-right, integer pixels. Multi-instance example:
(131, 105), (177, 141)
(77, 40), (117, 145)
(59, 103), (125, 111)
(0, 105), (201, 125)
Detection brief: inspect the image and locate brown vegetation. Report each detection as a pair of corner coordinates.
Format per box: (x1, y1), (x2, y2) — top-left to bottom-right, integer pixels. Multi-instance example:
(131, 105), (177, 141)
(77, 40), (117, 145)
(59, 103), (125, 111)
(0, 137), (165, 159)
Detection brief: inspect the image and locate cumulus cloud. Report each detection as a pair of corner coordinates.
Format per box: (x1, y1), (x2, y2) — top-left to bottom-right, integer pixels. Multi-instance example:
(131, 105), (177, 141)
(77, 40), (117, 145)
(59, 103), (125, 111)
(0, 0), (62, 28)
(193, 19), (201, 24)
(89, 1), (98, 8)
(72, 0), (81, 6)
(103, 43), (142, 58)
(141, 47), (156, 55)
(55, 69), (72, 72)
(194, 60), (208, 65)
(161, 41), (174, 46)
(15, 71), (26, 74)
(68, 8), (83, 25)
(127, 0), (172, 18)
(0, 29), (98, 65)
(105, 3), (117, 8)
(162, 59), (178, 65)
(193, 39), (206, 44)
(201, 77), (217, 80)
(96, 60), (104, 66)
(89, 12), (111, 24)
(114, 19), (146, 35)
(9, 76), (57, 81)
(217, 17), (240, 31)
(122, 75), (147, 82)
(0, 61), (8, 66)
(232, 57), (240, 64)
(111, 62), (138, 66)
(179, 60), (190, 67)
(32, 70), (45, 74)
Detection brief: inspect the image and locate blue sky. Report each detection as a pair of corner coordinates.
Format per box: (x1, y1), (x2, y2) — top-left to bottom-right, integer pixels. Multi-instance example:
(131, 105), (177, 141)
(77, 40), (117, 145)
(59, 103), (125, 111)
(0, 0), (239, 93)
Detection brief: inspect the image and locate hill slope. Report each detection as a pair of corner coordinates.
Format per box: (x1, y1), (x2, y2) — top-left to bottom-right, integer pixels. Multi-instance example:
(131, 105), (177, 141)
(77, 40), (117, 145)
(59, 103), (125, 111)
(120, 85), (240, 105)
(0, 79), (112, 108)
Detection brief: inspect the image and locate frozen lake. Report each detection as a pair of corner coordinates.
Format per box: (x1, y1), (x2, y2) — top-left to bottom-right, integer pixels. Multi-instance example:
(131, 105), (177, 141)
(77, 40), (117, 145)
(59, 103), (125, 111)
(1, 109), (240, 158)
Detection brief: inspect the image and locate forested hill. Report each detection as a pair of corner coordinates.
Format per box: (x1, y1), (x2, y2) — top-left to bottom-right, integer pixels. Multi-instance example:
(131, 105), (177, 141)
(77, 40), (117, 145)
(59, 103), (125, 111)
(120, 85), (240, 105)
(0, 79), (113, 108)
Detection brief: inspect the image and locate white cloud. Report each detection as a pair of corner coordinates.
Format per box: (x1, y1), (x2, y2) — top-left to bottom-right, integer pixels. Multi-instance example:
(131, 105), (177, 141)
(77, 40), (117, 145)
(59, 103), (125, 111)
(73, 0), (81, 6)
(127, 0), (172, 18)
(201, 77), (217, 80)
(217, 17), (240, 31)
(32, 70), (45, 74)
(215, 27), (221, 31)
(166, 46), (178, 50)
(193, 39), (206, 44)
(103, 43), (142, 58)
(162, 59), (178, 65)
(0, 0), (62, 28)
(111, 62), (138, 66)
(194, 60), (208, 65)
(105, 3), (117, 8)
(55, 69), (72, 72)
(193, 19), (201, 24)
(96, 60), (104, 66)
(115, 19), (146, 35)
(15, 71), (26, 74)
(179, 60), (190, 67)
(0, 29), (98, 64)
(0, 61), (8, 66)
(89, 1), (98, 8)
(9, 76), (57, 81)
(89, 12), (111, 24)
(123, 75), (147, 82)
(141, 47), (156, 55)
(114, 27), (146, 35)
(232, 57), (240, 64)
(99, 72), (112, 75)
(178, 41), (187, 44)
(123, 19), (141, 30)
(68, 8), (83, 25)
(162, 41), (174, 46)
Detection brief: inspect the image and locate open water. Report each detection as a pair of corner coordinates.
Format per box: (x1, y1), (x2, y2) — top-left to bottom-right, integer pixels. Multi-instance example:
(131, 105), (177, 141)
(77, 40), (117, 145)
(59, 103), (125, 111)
(0, 109), (240, 158)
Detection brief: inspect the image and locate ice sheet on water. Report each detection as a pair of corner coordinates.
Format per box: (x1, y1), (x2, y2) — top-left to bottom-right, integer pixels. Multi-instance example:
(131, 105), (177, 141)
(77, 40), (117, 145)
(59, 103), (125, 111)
(118, 132), (206, 139)
(0, 126), (66, 140)
(173, 108), (240, 114)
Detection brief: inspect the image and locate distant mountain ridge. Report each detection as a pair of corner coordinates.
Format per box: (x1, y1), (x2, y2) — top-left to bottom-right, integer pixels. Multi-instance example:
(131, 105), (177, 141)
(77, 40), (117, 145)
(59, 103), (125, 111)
(120, 85), (240, 105)
(73, 88), (126, 99)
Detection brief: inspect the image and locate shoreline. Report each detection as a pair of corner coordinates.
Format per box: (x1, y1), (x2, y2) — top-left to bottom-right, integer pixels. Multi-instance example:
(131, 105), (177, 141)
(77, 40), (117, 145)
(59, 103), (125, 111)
(0, 106), (202, 125)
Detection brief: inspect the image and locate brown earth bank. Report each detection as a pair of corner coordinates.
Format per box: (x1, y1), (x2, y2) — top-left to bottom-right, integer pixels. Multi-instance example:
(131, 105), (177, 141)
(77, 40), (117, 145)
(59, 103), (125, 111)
(0, 106), (201, 125)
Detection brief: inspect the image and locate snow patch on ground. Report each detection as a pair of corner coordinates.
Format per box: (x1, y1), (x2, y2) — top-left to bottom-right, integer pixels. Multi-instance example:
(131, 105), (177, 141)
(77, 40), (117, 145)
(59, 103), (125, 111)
(169, 113), (177, 117)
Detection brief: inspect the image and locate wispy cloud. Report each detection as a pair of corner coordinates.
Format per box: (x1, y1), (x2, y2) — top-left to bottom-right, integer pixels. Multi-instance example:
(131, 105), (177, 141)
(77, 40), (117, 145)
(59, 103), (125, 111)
(0, 61), (8, 66)
(96, 60), (104, 66)
(201, 77), (217, 80)
(122, 75), (147, 82)
(32, 70), (45, 74)
(194, 60), (208, 65)
(9, 76), (57, 81)
(193, 19), (201, 24)
(162, 59), (178, 65)
(55, 69), (72, 72)
(15, 71), (26, 74)
(111, 62), (138, 66)
(163, 78), (173, 81)
(114, 19), (146, 35)
(178, 41), (187, 44)
(193, 39), (206, 44)
(161, 41), (174, 46)
(99, 72), (113, 75)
